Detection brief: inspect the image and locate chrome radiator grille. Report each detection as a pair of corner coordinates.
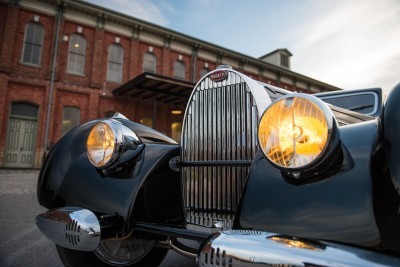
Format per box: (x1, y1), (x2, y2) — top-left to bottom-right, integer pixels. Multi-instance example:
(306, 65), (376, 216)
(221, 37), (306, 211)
(182, 71), (258, 228)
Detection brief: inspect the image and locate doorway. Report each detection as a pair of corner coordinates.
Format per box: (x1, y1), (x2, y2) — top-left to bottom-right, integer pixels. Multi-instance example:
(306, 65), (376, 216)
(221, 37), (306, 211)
(4, 103), (38, 168)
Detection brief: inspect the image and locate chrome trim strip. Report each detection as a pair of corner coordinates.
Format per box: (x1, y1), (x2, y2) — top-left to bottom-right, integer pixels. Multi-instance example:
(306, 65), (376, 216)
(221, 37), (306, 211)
(198, 231), (400, 267)
(36, 207), (101, 251)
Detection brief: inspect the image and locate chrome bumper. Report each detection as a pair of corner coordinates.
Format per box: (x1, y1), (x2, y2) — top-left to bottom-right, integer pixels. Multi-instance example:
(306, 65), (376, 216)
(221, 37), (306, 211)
(35, 207), (101, 251)
(198, 230), (400, 267)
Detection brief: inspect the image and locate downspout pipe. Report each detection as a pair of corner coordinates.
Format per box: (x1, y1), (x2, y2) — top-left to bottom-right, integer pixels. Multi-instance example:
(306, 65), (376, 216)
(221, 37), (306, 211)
(43, 3), (63, 161)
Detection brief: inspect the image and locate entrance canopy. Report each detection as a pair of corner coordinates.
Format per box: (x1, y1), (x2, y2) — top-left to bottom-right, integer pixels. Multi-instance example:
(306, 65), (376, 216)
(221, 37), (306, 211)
(112, 72), (195, 107)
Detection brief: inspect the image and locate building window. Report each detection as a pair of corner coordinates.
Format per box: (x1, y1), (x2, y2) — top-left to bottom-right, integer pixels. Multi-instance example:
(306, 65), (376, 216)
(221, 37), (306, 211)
(143, 52), (156, 73)
(171, 122), (182, 142)
(139, 117), (153, 128)
(21, 22), (44, 65)
(173, 60), (185, 79)
(11, 102), (38, 118)
(200, 67), (209, 78)
(280, 54), (289, 68)
(67, 34), (87, 75)
(62, 107), (80, 136)
(107, 44), (123, 82)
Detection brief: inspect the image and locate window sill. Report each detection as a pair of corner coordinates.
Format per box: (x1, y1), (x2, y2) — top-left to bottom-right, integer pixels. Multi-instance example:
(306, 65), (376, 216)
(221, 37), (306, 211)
(66, 71), (86, 77)
(19, 61), (42, 69)
(106, 79), (123, 84)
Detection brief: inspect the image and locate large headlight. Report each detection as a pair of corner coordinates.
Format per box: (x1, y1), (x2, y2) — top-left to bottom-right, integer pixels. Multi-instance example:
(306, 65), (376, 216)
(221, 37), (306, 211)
(258, 94), (335, 171)
(87, 119), (141, 169)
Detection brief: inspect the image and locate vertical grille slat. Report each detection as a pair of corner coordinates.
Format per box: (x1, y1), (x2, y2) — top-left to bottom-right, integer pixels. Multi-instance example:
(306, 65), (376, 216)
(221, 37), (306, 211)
(182, 71), (258, 228)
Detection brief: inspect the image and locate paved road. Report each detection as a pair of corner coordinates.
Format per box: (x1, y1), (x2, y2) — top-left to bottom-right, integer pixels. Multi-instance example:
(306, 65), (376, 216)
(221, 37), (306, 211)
(0, 169), (196, 267)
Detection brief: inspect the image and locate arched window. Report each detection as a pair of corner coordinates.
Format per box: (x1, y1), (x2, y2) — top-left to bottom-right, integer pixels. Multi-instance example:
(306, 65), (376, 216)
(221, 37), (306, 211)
(62, 106), (80, 136)
(67, 34), (87, 75)
(173, 60), (185, 79)
(200, 67), (209, 78)
(143, 52), (156, 73)
(10, 102), (38, 118)
(107, 44), (123, 82)
(21, 22), (44, 65)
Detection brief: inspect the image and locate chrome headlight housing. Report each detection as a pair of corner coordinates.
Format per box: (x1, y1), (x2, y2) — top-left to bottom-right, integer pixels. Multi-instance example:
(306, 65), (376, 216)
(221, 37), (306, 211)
(258, 94), (338, 172)
(87, 119), (141, 169)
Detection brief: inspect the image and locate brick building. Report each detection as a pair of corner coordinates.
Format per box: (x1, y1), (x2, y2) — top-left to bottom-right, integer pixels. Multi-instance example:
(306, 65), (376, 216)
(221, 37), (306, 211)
(0, 0), (340, 168)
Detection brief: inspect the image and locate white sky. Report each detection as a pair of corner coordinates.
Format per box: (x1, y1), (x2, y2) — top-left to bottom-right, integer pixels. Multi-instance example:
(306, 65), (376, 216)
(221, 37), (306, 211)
(85, 0), (400, 93)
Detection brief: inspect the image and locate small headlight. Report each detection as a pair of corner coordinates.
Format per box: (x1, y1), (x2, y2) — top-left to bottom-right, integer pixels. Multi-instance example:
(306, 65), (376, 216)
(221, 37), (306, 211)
(87, 121), (117, 168)
(87, 119), (142, 169)
(258, 94), (333, 170)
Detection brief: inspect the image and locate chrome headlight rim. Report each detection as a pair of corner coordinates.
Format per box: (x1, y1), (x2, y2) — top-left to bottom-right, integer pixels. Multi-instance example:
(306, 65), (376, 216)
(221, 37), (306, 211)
(258, 93), (338, 172)
(87, 119), (141, 169)
(87, 119), (123, 169)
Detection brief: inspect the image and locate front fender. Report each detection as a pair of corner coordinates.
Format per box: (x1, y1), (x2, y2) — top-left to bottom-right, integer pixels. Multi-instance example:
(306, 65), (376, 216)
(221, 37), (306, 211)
(37, 119), (180, 228)
(237, 119), (381, 247)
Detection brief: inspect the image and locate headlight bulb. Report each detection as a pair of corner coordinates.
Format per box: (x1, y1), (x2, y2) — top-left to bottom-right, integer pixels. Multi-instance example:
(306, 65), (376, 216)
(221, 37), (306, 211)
(258, 95), (332, 170)
(87, 122), (116, 168)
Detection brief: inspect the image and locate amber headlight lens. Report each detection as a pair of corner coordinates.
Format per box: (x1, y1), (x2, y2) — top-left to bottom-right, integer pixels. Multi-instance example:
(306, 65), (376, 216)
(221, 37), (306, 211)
(87, 122), (116, 168)
(258, 95), (332, 170)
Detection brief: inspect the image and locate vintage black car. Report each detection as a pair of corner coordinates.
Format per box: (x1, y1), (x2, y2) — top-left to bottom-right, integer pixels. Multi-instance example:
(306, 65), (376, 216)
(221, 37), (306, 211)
(36, 66), (400, 266)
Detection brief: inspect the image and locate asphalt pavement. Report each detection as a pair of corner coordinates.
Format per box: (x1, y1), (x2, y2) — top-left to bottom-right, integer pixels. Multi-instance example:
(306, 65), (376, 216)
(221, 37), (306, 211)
(0, 169), (196, 267)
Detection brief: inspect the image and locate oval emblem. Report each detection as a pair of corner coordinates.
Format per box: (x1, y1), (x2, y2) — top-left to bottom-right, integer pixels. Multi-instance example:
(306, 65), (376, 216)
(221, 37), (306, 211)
(210, 70), (228, 82)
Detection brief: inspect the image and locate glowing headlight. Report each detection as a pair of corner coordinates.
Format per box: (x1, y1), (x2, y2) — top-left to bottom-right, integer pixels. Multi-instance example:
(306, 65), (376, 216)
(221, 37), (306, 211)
(87, 121), (118, 168)
(87, 119), (141, 169)
(258, 94), (334, 170)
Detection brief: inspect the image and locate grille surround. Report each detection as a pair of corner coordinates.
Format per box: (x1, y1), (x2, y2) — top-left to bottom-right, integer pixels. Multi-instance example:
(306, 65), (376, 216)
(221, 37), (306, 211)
(181, 69), (270, 228)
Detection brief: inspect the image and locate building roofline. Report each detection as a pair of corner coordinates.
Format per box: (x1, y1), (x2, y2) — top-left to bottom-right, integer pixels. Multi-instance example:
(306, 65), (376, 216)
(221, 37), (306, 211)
(259, 48), (293, 59)
(29, 0), (340, 91)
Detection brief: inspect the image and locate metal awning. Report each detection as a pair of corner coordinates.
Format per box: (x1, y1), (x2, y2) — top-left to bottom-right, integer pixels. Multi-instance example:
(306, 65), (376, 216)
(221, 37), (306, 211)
(112, 72), (195, 106)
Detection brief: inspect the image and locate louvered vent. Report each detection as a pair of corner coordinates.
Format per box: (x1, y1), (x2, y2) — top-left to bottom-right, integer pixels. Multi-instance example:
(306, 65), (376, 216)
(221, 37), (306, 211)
(65, 219), (81, 246)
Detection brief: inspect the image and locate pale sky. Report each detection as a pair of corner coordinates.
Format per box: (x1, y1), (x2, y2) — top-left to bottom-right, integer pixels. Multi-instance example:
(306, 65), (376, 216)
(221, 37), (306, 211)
(84, 0), (400, 93)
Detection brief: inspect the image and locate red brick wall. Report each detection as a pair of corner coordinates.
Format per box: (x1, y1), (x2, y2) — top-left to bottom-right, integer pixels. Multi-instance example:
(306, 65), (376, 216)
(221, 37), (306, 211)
(0, 6), (19, 71)
(139, 42), (163, 74)
(98, 96), (136, 120)
(0, 81), (47, 166)
(128, 38), (141, 79)
(53, 89), (90, 141)
(170, 51), (191, 80)
(0, 4), (300, 168)
(0, 6), (8, 55)
(57, 21), (96, 86)
(196, 59), (216, 80)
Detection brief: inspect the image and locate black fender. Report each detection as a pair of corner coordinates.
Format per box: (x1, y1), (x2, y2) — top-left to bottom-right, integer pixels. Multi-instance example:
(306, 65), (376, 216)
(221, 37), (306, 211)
(37, 118), (183, 232)
(373, 82), (400, 253)
(236, 119), (382, 247)
(380, 83), (400, 193)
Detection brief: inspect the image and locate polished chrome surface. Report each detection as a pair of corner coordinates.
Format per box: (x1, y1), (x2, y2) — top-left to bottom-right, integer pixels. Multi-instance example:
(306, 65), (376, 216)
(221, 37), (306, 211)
(198, 230), (400, 267)
(181, 69), (261, 228)
(88, 118), (142, 169)
(159, 239), (197, 258)
(35, 207), (101, 251)
(111, 112), (128, 120)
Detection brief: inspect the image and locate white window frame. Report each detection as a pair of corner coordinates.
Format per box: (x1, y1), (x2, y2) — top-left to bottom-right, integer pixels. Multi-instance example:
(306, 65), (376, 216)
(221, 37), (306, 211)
(61, 106), (80, 136)
(67, 34), (87, 75)
(107, 43), (124, 82)
(21, 22), (44, 66)
(143, 52), (156, 73)
(173, 60), (185, 79)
